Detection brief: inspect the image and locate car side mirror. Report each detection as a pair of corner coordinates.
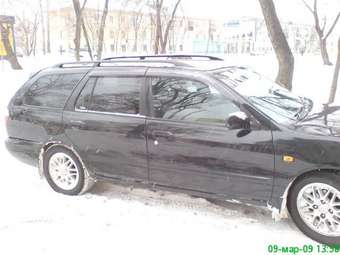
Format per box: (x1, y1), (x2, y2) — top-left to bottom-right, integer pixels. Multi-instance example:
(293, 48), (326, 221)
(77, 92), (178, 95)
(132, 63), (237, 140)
(226, 111), (251, 130)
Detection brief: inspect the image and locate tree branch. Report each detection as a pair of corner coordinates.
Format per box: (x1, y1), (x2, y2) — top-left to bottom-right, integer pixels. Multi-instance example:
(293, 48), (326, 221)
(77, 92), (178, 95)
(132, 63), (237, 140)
(301, 0), (314, 14)
(325, 12), (340, 39)
(321, 16), (327, 33)
(81, 0), (87, 11)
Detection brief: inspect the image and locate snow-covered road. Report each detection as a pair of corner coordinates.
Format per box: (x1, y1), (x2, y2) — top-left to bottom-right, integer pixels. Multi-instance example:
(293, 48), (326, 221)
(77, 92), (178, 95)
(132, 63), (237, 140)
(1, 55), (335, 254)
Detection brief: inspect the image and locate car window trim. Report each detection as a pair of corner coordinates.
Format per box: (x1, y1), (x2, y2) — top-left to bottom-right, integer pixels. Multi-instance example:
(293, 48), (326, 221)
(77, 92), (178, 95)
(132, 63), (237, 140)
(75, 108), (146, 118)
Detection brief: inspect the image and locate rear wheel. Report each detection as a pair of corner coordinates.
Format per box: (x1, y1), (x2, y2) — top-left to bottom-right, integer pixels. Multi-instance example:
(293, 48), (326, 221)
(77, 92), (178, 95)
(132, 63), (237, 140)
(288, 172), (340, 244)
(43, 146), (94, 195)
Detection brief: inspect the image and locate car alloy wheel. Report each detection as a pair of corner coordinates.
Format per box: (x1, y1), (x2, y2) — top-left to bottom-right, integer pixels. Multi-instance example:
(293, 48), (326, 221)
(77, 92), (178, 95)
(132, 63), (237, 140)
(296, 183), (340, 237)
(48, 152), (80, 191)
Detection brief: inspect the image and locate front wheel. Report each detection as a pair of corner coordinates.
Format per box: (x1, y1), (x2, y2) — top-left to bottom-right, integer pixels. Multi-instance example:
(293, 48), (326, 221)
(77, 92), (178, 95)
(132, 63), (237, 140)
(288, 172), (340, 245)
(43, 146), (94, 195)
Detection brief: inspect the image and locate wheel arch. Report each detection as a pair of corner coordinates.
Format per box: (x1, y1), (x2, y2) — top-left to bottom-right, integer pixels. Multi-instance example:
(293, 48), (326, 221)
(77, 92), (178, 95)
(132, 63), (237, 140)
(38, 141), (96, 193)
(276, 168), (340, 220)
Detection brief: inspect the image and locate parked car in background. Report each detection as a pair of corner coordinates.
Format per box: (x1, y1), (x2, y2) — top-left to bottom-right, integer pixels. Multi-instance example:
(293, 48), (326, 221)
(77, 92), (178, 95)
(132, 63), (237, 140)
(5, 55), (340, 245)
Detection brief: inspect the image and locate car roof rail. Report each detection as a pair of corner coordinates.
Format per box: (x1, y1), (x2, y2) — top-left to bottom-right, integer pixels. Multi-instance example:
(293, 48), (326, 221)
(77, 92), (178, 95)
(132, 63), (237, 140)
(98, 60), (189, 67)
(103, 54), (224, 61)
(53, 55), (223, 69)
(54, 59), (192, 69)
(54, 62), (101, 68)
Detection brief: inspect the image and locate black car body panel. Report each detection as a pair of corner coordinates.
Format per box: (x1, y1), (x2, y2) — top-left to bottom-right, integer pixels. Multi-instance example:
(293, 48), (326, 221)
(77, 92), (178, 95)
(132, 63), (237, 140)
(5, 60), (340, 212)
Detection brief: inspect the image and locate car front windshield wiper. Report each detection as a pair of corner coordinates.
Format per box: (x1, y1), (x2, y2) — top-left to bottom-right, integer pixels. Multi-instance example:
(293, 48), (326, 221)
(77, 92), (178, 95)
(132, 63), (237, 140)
(295, 97), (313, 120)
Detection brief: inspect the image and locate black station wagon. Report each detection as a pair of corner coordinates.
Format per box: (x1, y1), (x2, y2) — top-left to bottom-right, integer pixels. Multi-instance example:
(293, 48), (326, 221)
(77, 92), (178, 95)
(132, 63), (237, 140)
(5, 55), (340, 244)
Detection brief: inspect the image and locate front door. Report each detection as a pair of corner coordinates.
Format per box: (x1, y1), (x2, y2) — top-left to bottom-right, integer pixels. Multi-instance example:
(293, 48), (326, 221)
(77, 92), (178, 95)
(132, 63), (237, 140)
(64, 73), (148, 181)
(146, 73), (274, 203)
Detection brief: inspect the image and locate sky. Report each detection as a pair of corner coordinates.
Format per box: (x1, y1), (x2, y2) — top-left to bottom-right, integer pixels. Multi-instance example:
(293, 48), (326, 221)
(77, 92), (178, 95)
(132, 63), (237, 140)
(181, 0), (340, 25)
(1, 0), (339, 26)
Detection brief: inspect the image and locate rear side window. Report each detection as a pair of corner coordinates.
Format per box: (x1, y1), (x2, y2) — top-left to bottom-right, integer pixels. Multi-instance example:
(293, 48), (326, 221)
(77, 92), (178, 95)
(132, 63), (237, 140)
(23, 73), (84, 108)
(86, 77), (142, 114)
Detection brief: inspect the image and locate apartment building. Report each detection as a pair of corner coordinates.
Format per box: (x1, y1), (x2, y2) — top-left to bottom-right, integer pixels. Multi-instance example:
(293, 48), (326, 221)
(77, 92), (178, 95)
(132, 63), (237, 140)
(47, 6), (321, 57)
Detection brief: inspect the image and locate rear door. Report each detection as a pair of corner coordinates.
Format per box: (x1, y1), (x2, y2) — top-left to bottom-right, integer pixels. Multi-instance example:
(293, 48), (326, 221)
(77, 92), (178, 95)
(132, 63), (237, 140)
(63, 67), (149, 181)
(145, 68), (275, 203)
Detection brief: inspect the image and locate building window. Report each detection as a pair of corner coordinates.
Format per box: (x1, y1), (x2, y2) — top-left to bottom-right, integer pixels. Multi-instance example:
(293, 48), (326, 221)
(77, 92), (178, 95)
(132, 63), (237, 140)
(188, 21), (194, 31)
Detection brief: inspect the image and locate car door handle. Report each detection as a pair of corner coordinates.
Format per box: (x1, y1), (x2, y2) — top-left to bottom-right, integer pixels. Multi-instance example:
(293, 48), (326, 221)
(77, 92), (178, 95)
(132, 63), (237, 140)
(70, 120), (86, 129)
(15, 109), (27, 115)
(151, 131), (174, 141)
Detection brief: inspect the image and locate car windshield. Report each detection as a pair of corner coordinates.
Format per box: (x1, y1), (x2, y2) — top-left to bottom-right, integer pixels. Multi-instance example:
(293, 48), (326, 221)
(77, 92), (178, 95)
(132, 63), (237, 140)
(213, 67), (313, 124)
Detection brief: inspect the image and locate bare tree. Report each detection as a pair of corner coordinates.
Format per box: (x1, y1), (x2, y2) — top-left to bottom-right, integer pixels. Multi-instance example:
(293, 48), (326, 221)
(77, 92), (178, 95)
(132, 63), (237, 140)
(0, 23), (22, 69)
(81, 16), (93, 60)
(302, 0), (340, 65)
(72, 0), (87, 61)
(46, 0), (51, 53)
(97, 0), (110, 60)
(206, 20), (214, 54)
(329, 36), (340, 104)
(259, 0), (295, 90)
(16, 14), (39, 56)
(131, 0), (145, 52)
(152, 0), (182, 54)
(39, 0), (46, 55)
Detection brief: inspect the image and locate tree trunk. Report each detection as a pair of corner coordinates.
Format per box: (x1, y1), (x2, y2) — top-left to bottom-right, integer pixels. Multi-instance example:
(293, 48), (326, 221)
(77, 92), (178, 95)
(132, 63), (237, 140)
(46, 0), (51, 53)
(82, 20), (93, 60)
(160, 0), (181, 54)
(72, 0), (87, 61)
(97, 0), (109, 60)
(133, 31), (138, 52)
(320, 37), (332, 65)
(0, 23), (22, 70)
(39, 0), (46, 55)
(259, 0), (294, 90)
(74, 16), (81, 61)
(206, 21), (212, 54)
(329, 37), (340, 104)
(154, 1), (162, 54)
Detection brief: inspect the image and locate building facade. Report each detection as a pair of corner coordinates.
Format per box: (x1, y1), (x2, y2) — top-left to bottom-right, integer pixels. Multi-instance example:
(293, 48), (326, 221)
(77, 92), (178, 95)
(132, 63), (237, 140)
(46, 6), (321, 57)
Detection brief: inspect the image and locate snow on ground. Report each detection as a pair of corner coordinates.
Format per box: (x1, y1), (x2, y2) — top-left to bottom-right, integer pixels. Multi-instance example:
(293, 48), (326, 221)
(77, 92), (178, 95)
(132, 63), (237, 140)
(0, 54), (338, 255)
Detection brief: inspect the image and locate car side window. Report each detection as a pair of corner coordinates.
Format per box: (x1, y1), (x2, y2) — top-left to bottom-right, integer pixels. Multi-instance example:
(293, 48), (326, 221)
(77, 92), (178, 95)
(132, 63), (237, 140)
(151, 77), (241, 125)
(24, 73), (84, 108)
(88, 77), (143, 114)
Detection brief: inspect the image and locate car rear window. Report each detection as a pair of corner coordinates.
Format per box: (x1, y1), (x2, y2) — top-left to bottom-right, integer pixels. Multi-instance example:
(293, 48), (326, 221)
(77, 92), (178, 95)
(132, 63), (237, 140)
(23, 73), (84, 108)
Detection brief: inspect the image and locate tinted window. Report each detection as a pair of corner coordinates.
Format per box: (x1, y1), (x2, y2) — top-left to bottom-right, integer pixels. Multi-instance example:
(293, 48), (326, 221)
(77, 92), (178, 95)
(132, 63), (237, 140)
(75, 78), (96, 110)
(152, 77), (240, 125)
(89, 77), (142, 114)
(214, 68), (313, 123)
(24, 73), (84, 108)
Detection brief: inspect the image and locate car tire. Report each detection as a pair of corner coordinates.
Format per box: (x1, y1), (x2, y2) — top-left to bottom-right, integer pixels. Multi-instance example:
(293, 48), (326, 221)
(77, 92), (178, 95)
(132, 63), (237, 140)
(43, 146), (94, 195)
(288, 172), (340, 245)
